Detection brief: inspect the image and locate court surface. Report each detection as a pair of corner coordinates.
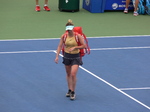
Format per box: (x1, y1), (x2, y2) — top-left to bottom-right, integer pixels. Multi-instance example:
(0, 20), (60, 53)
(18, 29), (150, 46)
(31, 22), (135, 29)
(0, 36), (150, 112)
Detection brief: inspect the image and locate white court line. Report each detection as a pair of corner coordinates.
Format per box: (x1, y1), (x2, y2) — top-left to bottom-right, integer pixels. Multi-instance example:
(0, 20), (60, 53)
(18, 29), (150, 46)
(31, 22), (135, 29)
(0, 46), (150, 54)
(53, 50), (150, 110)
(87, 35), (150, 39)
(0, 50), (55, 54)
(120, 87), (150, 91)
(91, 46), (150, 51)
(0, 38), (59, 41)
(0, 35), (150, 41)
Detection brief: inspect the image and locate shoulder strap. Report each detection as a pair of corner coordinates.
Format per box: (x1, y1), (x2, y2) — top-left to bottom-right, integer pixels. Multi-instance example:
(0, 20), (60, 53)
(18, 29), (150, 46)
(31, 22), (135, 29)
(62, 32), (68, 43)
(74, 33), (80, 45)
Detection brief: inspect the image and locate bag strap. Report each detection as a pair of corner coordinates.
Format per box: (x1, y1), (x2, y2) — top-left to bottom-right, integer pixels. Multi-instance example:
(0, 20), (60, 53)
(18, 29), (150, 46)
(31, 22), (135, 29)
(83, 33), (90, 54)
(62, 32), (79, 46)
(62, 33), (68, 44)
(74, 33), (80, 45)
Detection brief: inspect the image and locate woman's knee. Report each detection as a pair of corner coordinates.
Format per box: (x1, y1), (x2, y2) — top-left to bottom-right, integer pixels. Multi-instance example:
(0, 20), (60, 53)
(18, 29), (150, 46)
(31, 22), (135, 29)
(71, 72), (77, 78)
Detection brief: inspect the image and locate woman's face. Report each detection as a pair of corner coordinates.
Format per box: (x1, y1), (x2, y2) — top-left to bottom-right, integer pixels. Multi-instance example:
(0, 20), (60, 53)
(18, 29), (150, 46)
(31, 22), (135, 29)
(68, 30), (73, 33)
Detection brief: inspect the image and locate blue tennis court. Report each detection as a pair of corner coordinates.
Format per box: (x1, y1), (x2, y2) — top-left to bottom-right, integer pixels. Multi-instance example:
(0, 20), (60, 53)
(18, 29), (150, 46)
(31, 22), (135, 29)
(0, 36), (150, 112)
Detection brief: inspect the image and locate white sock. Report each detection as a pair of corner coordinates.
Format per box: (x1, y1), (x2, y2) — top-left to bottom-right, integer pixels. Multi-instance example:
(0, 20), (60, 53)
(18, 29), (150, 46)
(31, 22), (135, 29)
(44, 4), (48, 6)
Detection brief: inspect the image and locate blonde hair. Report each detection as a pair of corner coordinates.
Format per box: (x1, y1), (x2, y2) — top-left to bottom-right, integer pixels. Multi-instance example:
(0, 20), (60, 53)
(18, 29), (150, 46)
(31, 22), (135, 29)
(66, 19), (74, 26)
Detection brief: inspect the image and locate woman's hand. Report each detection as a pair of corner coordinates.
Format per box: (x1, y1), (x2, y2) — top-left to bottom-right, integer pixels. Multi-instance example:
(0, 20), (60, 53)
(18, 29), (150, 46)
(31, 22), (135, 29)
(54, 57), (59, 64)
(69, 47), (76, 52)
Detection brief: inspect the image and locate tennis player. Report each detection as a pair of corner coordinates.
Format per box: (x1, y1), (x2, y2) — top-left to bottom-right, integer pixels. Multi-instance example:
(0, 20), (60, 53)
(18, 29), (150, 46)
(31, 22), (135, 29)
(55, 19), (86, 100)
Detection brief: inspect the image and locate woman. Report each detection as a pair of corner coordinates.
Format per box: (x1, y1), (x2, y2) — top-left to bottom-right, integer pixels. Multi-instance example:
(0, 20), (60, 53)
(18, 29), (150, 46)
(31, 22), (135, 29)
(54, 19), (86, 100)
(124, 0), (139, 16)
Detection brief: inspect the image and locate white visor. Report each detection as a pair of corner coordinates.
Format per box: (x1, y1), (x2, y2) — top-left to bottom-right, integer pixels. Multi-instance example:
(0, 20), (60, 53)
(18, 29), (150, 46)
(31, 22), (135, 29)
(66, 25), (74, 30)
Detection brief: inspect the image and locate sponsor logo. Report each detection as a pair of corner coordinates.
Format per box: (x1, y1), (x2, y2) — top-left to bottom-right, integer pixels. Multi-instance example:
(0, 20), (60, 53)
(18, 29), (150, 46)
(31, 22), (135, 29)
(66, 0), (68, 3)
(85, 0), (90, 6)
(112, 3), (118, 9)
(112, 3), (133, 9)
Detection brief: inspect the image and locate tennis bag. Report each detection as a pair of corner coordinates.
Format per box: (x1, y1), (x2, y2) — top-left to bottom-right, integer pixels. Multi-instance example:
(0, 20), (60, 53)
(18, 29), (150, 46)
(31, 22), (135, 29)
(136, 0), (150, 15)
(144, 0), (150, 15)
(62, 26), (90, 58)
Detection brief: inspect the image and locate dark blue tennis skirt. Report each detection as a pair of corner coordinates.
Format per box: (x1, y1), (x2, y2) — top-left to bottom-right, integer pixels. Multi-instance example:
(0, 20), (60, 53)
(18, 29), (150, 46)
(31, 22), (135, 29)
(62, 52), (83, 66)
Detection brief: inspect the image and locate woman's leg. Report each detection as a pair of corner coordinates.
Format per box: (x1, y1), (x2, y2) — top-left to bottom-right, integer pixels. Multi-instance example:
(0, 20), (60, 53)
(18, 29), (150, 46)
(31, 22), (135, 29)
(69, 64), (79, 100)
(65, 65), (72, 90)
(36, 0), (39, 5)
(125, 0), (131, 9)
(65, 64), (79, 92)
(124, 0), (130, 13)
(44, 0), (50, 11)
(134, 0), (139, 12)
(35, 0), (40, 12)
(45, 0), (48, 5)
(70, 65), (79, 92)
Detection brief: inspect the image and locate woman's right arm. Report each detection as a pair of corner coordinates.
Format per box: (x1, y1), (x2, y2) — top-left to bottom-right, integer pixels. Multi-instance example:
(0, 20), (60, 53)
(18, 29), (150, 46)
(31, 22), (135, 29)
(54, 36), (64, 64)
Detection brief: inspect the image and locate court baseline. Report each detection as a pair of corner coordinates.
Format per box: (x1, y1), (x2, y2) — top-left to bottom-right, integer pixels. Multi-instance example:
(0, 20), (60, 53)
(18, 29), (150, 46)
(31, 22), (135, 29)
(0, 46), (150, 54)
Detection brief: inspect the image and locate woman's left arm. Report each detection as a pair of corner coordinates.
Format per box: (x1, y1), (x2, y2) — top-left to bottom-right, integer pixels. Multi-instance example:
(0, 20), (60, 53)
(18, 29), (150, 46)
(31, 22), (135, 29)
(69, 34), (86, 52)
